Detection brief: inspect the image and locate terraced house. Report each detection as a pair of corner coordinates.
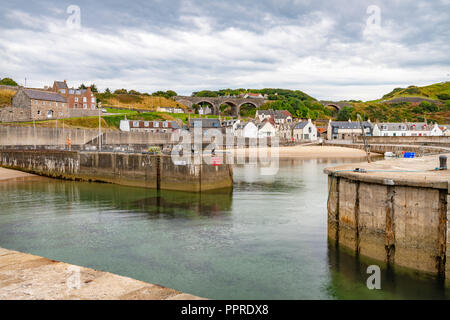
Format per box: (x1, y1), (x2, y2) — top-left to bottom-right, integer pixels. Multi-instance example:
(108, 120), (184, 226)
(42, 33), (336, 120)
(372, 122), (443, 136)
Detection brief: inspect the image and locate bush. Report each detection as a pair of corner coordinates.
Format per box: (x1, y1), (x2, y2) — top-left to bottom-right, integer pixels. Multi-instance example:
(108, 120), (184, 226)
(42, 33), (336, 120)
(437, 93), (450, 100)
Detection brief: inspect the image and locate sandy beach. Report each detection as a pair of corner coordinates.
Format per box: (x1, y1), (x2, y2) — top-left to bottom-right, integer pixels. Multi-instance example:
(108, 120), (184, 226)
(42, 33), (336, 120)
(229, 145), (375, 159)
(0, 167), (38, 182)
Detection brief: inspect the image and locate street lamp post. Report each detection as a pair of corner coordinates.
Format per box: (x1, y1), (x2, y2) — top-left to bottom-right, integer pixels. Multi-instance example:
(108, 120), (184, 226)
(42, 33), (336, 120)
(98, 101), (102, 151)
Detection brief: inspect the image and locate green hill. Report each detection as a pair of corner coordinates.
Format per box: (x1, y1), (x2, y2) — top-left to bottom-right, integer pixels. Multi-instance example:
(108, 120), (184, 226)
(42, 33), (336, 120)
(336, 82), (450, 124)
(381, 82), (450, 101)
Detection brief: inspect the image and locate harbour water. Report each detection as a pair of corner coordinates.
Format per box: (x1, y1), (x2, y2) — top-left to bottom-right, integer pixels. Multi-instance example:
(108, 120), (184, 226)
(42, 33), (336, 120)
(0, 157), (448, 299)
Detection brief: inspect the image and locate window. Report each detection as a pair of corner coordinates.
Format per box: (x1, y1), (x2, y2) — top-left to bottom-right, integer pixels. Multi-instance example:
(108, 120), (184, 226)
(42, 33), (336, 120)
(91, 104), (95, 109)
(83, 97), (87, 102)
(154, 121), (159, 128)
(91, 97), (95, 103)
(47, 110), (53, 118)
(144, 121), (149, 127)
(37, 110), (41, 115)
(382, 125), (387, 130)
(60, 89), (66, 94)
(74, 104), (78, 108)
(69, 90), (74, 94)
(75, 97), (78, 102)
(163, 122), (169, 128)
(83, 104), (87, 109)
(133, 121), (139, 127)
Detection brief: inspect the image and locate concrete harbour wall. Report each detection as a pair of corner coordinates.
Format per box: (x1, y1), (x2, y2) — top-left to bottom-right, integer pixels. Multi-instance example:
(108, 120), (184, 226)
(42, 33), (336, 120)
(325, 154), (450, 279)
(0, 149), (233, 192)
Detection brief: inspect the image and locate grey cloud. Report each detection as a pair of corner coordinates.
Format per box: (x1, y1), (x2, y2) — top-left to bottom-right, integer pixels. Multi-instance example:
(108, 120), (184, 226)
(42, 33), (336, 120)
(0, 0), (449, 100)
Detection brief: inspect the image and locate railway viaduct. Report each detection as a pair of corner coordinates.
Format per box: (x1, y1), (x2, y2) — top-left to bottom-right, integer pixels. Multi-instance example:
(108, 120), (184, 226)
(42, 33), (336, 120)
(173, 96), (266, 116)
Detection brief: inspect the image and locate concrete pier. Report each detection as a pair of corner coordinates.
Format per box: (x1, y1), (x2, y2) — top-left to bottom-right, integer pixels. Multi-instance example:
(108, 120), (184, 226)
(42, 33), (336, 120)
(0, 149), (233, 192)
(324, 154), (450, 279)
(0, 247), (204, 300)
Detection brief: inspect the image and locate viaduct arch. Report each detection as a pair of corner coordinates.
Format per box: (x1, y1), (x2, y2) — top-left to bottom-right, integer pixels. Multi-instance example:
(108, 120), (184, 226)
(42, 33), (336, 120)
(173, 96), (265, 116)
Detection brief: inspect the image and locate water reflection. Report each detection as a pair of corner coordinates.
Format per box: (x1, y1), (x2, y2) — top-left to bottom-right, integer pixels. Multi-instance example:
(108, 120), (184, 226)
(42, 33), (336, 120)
(327, 241), (449, 300)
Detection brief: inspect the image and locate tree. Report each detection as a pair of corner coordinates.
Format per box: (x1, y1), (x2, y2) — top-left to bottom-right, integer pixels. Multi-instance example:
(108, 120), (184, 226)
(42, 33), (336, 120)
(166, 90), (177, 98)
(105, 88), (111, 94)
(78, 84), (88, 90)
(114, 89), (128, 94)
(89, 84), (98, 93)
(336, 107), (354, 121)
(0, 78), (18, 86)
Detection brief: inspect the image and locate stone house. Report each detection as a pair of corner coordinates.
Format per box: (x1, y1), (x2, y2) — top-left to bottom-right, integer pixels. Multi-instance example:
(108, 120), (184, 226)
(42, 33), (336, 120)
(52, 80), (97, 110)
(278, 123), (293, 140)
(0, 88), (68, 122)
(327, 120), (373, 140)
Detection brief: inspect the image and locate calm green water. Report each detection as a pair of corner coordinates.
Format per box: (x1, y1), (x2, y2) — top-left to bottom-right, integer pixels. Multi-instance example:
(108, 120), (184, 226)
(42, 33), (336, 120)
(0, 158), (449, 299)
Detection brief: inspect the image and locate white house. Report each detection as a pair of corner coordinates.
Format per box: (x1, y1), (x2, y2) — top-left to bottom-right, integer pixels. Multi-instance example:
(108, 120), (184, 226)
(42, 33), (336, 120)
(156, 106), (185, 114)
(372, 122), (443, 137)
(256, 110), (293, 124)
(258, 120), (277, 137)
(234, 121), (258, 138)
(292, 119), (318, 141)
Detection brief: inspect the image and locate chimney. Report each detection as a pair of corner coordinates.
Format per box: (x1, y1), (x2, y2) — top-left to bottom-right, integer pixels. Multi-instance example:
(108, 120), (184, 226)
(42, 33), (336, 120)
(64, 80), (67, 83)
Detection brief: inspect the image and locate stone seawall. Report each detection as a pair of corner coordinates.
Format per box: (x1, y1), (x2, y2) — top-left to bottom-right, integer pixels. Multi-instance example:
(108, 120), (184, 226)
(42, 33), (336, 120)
(325, 154), (450, 280)
(0, 149), (233, 192)
(0, 247), (204, 300)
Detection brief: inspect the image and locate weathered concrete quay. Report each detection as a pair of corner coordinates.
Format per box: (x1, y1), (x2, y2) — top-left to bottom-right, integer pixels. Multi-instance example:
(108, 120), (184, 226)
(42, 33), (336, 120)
(0, 247), (203, 300)
(0, 149), (233, 192)
(325, 154), (450, 279)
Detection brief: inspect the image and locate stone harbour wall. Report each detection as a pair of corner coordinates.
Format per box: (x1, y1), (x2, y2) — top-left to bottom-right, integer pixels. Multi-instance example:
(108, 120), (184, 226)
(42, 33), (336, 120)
(325, 155), (449, 279)
(0, 149), (233, 192)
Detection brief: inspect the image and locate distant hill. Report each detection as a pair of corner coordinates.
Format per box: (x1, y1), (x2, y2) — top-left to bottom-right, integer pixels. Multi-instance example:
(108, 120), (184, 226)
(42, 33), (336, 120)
(381, 82), (450, 101)
(339, 82), (450, 124)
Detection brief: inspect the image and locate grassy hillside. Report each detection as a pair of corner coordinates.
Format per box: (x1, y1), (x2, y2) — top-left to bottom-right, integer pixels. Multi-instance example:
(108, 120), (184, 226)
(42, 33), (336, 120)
(332, 82), (450, 123)
(338, 100), (450, 123)
(96, 92), (186, 111)
(0, 89), (16, 107)
(381, 82), (450, 101)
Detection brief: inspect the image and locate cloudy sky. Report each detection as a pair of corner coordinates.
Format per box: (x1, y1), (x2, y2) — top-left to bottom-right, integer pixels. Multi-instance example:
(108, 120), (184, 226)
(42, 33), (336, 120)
(0, 0), (449, 100)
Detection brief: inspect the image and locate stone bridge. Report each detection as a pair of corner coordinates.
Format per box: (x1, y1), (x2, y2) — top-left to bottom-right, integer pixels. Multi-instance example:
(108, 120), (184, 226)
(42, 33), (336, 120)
(319, 101), (352, 111)
(174, 96), (266, 116)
